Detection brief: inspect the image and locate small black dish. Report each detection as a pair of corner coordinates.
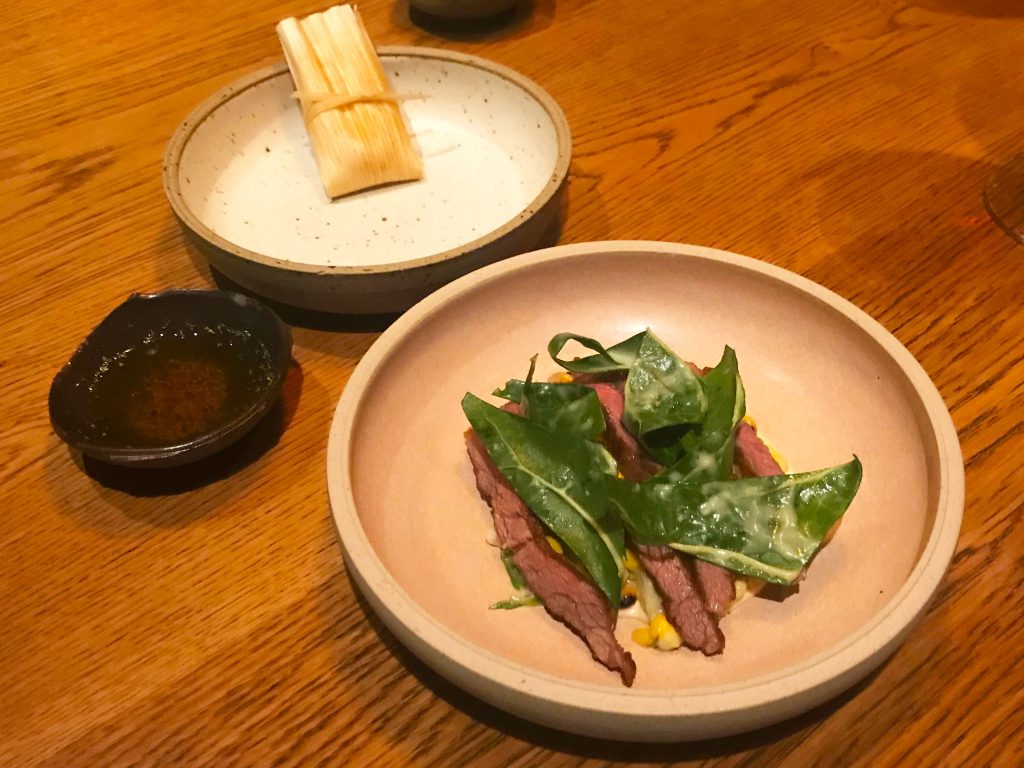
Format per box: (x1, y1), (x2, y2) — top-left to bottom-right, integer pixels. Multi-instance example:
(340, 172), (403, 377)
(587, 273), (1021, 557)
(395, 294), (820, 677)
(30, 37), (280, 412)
(49, 289), (293, 468)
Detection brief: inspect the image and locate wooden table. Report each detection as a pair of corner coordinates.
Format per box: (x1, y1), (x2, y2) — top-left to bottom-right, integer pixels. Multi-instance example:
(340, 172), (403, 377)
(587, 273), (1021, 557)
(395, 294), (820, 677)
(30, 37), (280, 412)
(3, 0), (1022, 764)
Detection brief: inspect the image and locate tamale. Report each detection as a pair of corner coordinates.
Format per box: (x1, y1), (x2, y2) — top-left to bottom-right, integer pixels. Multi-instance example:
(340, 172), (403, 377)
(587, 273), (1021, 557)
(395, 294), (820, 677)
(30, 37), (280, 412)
(277, 4), (423, 198)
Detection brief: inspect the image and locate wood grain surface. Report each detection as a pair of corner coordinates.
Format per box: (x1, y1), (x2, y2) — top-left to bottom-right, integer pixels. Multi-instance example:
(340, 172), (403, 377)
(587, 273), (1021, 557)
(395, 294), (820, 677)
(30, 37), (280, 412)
(2, 0), (1023, 765)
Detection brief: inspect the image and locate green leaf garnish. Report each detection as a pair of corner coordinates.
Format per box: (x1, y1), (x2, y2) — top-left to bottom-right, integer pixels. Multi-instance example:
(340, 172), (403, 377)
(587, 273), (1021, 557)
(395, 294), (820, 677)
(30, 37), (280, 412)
(548, 331), (646, 374)
(623, 330), (707, 436)
(654, 345), (745, 478)
(500, 548), (528, 590)
(495, 379), (607, 441)
(606, 458), (863, 585)
(490, 550), (541, 609)
(490, 594), (542, 610)
(462, 393), (626, 606)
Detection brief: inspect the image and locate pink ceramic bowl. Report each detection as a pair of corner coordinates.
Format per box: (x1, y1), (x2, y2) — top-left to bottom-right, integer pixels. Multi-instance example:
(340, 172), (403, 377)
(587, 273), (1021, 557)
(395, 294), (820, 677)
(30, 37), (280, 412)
(326, 241), (963, 741)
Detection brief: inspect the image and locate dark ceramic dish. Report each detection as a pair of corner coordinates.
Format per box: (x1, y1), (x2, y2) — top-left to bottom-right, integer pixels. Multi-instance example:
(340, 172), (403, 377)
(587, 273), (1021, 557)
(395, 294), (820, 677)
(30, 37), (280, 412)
(49, 289), (292, 468)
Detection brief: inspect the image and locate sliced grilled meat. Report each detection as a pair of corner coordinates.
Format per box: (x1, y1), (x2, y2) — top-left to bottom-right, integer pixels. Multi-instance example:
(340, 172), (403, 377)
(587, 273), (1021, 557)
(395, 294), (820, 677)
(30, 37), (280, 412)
(466, 430), (636, 686)
(633, 544), (725, 655)
(734, 420), (783, 477)
(583, 378), (728, 651)
(586, 380), (662, 482)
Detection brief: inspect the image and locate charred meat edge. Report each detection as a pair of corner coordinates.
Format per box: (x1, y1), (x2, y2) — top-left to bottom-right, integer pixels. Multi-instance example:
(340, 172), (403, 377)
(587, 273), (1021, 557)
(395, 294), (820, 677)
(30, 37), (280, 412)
(465, 428), (636, 686)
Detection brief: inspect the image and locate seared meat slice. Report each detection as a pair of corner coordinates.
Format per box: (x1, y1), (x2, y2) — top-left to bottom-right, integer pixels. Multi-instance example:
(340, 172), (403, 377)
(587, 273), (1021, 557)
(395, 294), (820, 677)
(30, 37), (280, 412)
(633, 545), (725, 655)
(734, 420), (783, 477)
(691, 559), (736, 617)
(586, 380), (662, 482)
(583, 379), (729, 648)
(466, 431), (636, 686)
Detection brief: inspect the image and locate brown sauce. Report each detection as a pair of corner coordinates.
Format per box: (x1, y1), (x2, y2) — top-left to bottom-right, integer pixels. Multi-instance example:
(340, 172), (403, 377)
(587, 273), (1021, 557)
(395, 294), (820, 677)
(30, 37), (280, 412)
(85, 325), (272, 447)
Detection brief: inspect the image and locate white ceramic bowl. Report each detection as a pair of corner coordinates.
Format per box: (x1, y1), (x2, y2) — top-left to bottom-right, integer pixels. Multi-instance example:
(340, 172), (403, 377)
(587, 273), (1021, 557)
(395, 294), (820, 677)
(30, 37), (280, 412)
(163, 47), (570, 313)
(326, 241), (963, 741)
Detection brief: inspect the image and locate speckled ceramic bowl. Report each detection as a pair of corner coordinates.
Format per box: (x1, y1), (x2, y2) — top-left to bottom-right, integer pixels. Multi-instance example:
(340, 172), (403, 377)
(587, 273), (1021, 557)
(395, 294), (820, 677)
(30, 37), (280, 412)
(326, 241), (964, 741)
(163, 47), (570, 314)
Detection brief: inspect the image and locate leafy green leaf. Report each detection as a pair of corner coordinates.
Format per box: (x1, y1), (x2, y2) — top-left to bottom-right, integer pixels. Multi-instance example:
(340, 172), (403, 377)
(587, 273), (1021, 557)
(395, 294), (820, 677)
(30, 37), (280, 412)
(624, 330), (707, 437)
(494, 379), (607, 441)
(606, 458), (863, 585)
(495, 378), (619, 477)
(492, 380), (521, 401)
(491, 550), (541, 609)
(500, 548), (528, 590)
(654, 346), (746, 478)
(462, 393), (625, 605)
(548, 331), (646, 374)
(490, 594), (542, 610)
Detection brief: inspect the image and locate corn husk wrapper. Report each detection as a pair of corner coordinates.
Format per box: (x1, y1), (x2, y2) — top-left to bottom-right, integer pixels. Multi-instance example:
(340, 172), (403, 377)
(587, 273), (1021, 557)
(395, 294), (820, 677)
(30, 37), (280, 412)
(277, 5), (423, 198)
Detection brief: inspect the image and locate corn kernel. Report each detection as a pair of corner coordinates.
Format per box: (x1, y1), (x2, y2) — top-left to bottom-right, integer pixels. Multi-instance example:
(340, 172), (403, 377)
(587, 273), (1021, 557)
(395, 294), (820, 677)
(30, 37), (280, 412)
(656, 623), (682, 650)
(616, 472), (625, 480)
(549, 372), (574, 383)
(742, 414), (757, 430)
(734, 578), (747, 603)
(650, 613), (671, 637)
(624, 549), (639, 572)
(632, 626), (655, 647)
(655, 630), (679, 651)
(647, 613), (682, 650)
(768, 446), (788, 472)
(545, 536), (563, 554)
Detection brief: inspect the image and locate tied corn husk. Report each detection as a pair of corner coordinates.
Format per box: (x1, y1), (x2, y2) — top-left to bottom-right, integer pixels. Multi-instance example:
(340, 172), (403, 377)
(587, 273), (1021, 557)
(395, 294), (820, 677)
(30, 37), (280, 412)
(277, 4), (423, 198)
